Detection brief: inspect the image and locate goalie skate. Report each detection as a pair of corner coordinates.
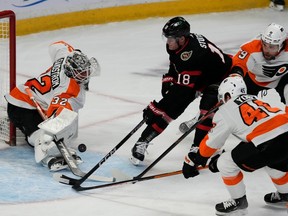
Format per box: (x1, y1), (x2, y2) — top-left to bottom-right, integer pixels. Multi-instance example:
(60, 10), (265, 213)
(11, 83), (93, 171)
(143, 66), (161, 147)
(48, 157), (68, 171)
(47, 153), (83, 172)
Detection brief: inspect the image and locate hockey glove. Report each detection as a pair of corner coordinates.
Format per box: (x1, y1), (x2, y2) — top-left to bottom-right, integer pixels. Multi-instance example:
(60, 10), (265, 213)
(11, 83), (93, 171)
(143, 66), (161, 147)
(161, 74), (174, 96)
(182, 146), (209, 179)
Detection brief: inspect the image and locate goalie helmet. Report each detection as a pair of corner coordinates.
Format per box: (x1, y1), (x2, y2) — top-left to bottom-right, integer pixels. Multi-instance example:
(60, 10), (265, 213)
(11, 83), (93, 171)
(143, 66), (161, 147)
(261, 23), (287, 52)
(218, 76), (247, 103)
(162, 16), (190, 38)
(64, 50), (100, 84)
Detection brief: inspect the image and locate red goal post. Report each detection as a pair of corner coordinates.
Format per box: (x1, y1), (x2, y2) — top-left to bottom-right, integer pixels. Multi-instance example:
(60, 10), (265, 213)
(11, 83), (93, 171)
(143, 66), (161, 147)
(0, 10), (16, 145)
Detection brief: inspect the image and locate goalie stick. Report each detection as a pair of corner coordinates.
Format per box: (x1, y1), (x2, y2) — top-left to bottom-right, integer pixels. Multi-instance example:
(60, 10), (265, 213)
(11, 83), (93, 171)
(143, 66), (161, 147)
(69, 101), (223, 191)
(25, 87), (114, 183)
(55, 119), (145, 186)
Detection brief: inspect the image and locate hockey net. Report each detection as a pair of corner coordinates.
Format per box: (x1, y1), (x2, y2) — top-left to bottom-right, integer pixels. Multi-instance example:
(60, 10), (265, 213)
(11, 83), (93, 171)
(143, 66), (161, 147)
(0, 10), (16, 145)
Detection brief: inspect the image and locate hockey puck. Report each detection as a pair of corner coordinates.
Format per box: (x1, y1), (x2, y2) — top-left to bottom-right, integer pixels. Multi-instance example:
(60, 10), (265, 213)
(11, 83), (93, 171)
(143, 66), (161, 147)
(78, 143), (87, 152)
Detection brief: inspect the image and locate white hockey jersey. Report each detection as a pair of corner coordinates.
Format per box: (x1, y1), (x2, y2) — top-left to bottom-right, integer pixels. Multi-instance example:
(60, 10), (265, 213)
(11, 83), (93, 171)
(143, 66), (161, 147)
(5, 41), (86, 117)
(199, 94), (288, 158)
(232, 37), (288, 88)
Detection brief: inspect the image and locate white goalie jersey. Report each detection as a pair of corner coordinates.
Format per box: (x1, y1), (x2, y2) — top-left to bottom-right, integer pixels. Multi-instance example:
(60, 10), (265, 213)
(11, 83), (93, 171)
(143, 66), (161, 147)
(5, 41), (87, 117)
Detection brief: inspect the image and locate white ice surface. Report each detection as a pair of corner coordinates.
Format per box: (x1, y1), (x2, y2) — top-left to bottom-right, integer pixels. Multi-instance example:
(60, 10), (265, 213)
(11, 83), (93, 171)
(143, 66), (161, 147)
(1, 8), (288, 216)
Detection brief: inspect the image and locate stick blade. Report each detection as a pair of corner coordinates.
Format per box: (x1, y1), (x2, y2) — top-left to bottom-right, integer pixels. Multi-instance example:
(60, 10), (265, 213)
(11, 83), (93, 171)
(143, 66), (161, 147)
(53, 173), (75, 185)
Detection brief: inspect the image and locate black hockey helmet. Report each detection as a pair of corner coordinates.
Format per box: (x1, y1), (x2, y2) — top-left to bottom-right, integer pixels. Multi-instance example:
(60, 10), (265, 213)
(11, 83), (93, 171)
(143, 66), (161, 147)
(162, 16), (190, 38)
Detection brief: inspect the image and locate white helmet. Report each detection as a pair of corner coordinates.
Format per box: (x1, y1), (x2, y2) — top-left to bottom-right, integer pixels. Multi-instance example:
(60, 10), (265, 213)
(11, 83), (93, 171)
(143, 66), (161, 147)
(261, 23), (287, 52)
(218, 76), (247, 103)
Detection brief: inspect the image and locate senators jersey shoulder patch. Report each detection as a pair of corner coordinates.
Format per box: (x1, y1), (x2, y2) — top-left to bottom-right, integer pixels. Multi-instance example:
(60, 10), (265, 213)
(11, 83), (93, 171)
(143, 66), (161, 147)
(180, 50), (193, 61)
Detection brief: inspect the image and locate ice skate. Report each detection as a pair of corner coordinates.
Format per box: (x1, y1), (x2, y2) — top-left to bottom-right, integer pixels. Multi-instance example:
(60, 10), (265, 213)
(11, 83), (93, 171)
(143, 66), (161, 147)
(130, 141), (149, 166)
(264, 191), (288, 208)
(46, 153), (82, 172)
(215, 195), (248, 215)
(47, 157), (68, 171)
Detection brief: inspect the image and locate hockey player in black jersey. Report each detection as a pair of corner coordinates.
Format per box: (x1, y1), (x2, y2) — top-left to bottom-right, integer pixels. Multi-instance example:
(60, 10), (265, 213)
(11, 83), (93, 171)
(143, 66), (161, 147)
(130, 16), (232, 165)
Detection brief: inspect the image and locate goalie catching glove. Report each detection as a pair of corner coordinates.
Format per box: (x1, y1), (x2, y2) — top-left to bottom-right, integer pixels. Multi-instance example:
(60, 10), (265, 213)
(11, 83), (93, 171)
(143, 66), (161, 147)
(182, 146), (209, 179)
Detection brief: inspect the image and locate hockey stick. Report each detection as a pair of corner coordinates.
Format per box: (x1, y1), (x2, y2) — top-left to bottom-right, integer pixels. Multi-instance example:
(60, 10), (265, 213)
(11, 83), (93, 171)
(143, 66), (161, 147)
(25, 87), (114, 182)
(68, 166), (208, 191)
(135, 101), (222, 179)
(55, 119), (145, 187)
(72, 101), (223, 191)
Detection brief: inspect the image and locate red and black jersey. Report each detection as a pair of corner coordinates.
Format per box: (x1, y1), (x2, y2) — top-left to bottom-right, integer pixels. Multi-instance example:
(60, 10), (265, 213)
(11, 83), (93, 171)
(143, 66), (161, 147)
(165, 33), (232, 91)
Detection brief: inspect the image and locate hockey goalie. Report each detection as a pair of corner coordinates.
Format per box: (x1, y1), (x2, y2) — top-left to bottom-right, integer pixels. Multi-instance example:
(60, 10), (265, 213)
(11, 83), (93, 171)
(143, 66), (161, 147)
(4, 41), (100, 171)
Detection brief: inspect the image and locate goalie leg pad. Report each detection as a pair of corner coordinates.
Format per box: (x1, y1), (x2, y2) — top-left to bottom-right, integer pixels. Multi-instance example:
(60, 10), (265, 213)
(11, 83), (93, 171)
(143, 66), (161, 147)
(28, 129), (62, 163)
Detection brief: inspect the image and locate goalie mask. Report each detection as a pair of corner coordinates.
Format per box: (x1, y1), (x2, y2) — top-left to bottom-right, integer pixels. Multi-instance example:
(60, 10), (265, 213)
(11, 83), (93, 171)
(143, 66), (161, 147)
(64, 51), (100, 84)
(218, 77), (247, 103)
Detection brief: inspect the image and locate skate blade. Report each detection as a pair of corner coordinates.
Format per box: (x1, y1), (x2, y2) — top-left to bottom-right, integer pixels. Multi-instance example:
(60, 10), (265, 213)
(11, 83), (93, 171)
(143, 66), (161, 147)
(265, 201), (288, 209)
(215, 208), (248, 216)
(129, 156), (142, 166)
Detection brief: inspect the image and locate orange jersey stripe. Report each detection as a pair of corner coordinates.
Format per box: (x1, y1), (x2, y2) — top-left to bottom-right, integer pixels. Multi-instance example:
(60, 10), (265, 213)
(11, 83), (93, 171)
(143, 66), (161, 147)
(222, 171), (243, 186)
(271, 172), (288, 185)
(199, 135), (217, 158)
(10, 87), (35, 107)
(246, 113), (288, 142)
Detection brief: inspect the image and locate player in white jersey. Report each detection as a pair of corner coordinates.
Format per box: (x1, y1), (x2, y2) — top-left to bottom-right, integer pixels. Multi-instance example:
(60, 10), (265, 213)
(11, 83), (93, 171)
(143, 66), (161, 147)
(5, 41), (100, 171)
(182, 76), (288, 215)
(179, 23), (288, 133)
(232, 23), (288, 106)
